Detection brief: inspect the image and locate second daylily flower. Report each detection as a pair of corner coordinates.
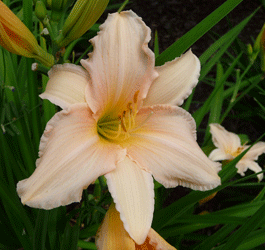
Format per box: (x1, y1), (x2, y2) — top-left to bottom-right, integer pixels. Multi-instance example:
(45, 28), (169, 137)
(209, 123), (265, 181)
(96, 203), (176, 250)
(17, 11), (221, 245)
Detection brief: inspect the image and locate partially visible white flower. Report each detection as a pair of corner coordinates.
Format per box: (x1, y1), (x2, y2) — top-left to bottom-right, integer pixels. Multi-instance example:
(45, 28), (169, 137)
(209, 123), (265, 181)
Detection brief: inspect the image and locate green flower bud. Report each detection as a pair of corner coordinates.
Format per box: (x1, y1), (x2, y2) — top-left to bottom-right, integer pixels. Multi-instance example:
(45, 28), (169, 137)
(247, 44), (253, 56)
(56, 0), (109, 47)
(35, 1), (47, 21)
(46, 0), (75, 22)
(254, 24), (265, 52)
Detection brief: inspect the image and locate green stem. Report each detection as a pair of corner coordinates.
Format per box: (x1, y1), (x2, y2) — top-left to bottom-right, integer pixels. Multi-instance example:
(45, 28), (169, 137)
(39, 24), (57, 124)
(27, 58), (42, 153)
(118, 0), (130, 13)
(23, 0), (41, 149)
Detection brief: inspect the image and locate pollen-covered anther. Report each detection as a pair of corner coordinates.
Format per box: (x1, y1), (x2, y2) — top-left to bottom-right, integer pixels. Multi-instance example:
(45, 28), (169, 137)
(133, 90), (140, 104)
(120, 112), (128, 132)
(232, 146), (245, 157)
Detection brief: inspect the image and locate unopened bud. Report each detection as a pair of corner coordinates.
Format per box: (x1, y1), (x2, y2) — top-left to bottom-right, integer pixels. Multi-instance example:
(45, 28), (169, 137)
(0, 1), (54, 67)
(35, 1), (47, 21)
(57, 0), (109, 47)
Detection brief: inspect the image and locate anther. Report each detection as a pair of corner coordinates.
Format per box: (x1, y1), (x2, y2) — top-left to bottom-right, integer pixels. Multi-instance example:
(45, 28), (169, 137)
(133, 90), (140, 104)
(127, 102), (132, 110)
(121, 119), (127, 132)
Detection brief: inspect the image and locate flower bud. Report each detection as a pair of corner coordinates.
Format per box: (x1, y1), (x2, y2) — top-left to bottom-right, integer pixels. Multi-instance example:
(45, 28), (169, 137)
(46, 0), (75, 22)
(0, 1), (54, 67)
(247, 44), (253, 56)
(56, 0), (109, 47)
(35, 1), (47, 21)
(254, 24), (265, 52)
(46, 0), (74, 11)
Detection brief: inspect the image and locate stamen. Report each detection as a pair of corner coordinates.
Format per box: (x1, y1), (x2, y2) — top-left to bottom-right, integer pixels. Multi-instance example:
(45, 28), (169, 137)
(97, 91), (143, 141)
(127, 102), (132, 110)
(128, 109), (132, 130)
(133, 90), (140, 104)
(231, 146), (245, 157)
(120, 112), (127, 132)
(132, 92), (138, 122)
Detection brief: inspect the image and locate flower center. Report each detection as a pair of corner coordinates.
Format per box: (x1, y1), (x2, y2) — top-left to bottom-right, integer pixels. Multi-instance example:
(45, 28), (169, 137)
(97, 91), (140, 142)
(231, 146), (245, 158)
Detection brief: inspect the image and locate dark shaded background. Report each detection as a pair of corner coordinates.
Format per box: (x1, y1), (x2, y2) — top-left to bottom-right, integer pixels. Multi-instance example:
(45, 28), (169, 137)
(122, 0), (264, 56)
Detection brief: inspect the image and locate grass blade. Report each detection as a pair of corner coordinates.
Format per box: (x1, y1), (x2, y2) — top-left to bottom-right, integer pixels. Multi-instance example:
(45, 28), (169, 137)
(155, 0), (244, 66)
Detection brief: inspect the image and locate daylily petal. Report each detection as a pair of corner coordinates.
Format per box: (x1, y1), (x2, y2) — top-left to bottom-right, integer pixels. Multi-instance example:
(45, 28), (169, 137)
(96, 203), (136, 249)
(17, 103), (125, 209)
(125, 105), (221, 190)
(244, 142), (265, 161)
(40, 64), (89, 109)
(105, 156), (154, 245)
(96, 203), (177, 250)
(209, 123), (241, 155)
(144, 49), (200, 106)
(81, 10), (157, 118)
(237, 160), (264, 181)
(209, 148), (233, 161)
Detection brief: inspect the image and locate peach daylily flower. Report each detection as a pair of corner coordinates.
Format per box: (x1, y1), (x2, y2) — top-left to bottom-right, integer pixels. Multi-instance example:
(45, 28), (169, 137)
(209, 123), (265, 181)
(17, 11), (221, 245)
(96, 203), (177, 250)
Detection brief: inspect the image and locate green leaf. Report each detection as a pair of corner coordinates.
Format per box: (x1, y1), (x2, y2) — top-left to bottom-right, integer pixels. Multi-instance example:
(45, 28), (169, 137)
(213, 201), (265, 218)
(33, 210), (49, 250)
(77, 240), (97, 250)
(60, 222), (80, 250)
(193, 52), (242, 127)
(154, 30), (159, 57)
(219, 202), (265, 250)
(193, 224), (237, 250)
(155, 0), (244, 66)
(236, 229), (265, 250)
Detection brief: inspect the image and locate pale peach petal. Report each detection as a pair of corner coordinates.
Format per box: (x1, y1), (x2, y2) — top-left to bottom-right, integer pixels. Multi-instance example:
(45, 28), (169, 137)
(244, 142), (265, 161)
(209, 124), (241, 155)
(105, 157), (154, 245)
(209, 148), (232, 161)
(144, 228), (177, 250)
(125, 105), (221, 190)
(17, 103), (126, 209)
(237, 160), (263, 181)
(81, 10), (157, 119)
(144, 49), (200, 106)
(96, 203), (135, 250)
(40, 64), (89, 109)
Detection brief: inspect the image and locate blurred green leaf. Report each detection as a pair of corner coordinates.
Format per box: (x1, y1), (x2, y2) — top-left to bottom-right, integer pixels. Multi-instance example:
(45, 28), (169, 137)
(219, 202), (265, 250)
